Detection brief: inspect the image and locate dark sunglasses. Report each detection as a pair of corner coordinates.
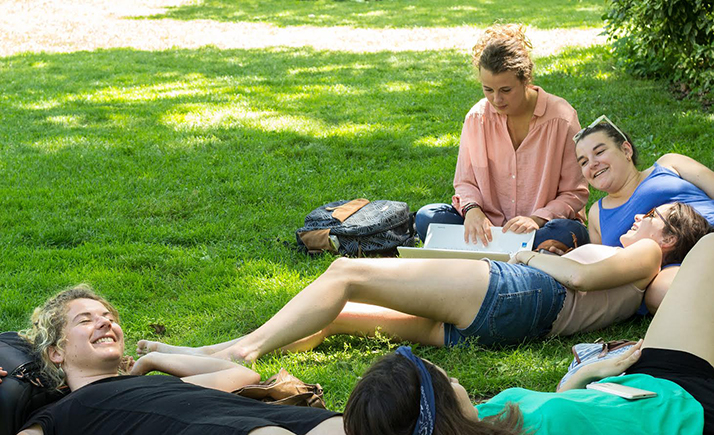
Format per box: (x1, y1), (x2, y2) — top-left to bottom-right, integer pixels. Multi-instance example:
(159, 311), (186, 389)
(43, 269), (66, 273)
(643, 207), (674, 233)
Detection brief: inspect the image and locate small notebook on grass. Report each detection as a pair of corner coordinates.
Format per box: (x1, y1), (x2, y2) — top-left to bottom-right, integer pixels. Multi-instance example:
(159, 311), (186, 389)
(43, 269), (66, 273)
(398, 223), (534, 261)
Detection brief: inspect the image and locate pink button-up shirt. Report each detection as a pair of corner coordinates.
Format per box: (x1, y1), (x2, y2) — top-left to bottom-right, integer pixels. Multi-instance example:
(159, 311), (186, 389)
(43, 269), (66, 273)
(452, 86), (588, 225)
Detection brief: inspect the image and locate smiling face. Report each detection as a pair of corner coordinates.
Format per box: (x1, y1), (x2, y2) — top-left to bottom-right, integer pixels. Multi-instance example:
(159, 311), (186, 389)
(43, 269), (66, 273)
(50, 298), (125, 373)
(620, 204), (674, 248)
(479, 68), (529, 116)
(575, 131), (635, 192)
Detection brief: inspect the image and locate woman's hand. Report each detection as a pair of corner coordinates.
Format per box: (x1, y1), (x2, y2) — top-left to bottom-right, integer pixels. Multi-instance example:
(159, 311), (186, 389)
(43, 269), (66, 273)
(558, 340), (643, 391)
(0, 366), (7, 384)
(463, 207), (493, 246)
(502, 215), (543, 234)
(129, 353), (157, 376)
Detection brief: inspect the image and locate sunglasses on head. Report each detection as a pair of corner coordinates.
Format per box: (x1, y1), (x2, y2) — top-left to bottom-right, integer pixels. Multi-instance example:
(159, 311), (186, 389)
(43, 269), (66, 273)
(643, 206), (674, 233)
(573, 114), (629, 144)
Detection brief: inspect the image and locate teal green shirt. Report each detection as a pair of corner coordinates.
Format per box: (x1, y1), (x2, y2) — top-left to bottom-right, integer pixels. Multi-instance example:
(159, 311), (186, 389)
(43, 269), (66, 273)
(476, 374), (704, 434)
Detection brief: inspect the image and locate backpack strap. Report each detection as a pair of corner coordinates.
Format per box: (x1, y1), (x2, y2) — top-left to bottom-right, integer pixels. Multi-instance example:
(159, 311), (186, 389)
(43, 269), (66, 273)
(327, 198), (370, 222)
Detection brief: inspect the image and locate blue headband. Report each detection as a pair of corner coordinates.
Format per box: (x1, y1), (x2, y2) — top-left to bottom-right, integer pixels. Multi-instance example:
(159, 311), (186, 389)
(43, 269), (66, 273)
(395, 346), (436, 435)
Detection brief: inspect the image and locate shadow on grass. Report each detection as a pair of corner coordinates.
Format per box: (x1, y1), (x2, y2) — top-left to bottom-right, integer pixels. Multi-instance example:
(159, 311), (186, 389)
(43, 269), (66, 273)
(138, 0), (606, 29)
(0, 46), (711, 404)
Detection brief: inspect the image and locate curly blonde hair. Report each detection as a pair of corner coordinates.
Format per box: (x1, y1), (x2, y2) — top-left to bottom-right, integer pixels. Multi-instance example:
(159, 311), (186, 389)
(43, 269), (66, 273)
(472, 24), (534, 84)
(20, 284), (120, 390)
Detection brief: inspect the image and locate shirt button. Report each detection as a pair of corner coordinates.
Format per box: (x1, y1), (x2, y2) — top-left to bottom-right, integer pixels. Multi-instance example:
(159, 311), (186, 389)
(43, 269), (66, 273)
(511, 200), (515, 203)
(512, 175), (516, 179)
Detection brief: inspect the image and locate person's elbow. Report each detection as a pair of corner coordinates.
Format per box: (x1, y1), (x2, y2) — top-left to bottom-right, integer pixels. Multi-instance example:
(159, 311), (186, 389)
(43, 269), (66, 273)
(563, 266), (591, 292)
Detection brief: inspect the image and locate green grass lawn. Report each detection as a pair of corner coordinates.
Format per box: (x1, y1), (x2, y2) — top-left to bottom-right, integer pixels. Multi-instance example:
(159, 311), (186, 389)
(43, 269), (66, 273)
(142, 0), (606, 28)
(2, 0), (713, 412)
(1, 43), (711, 410)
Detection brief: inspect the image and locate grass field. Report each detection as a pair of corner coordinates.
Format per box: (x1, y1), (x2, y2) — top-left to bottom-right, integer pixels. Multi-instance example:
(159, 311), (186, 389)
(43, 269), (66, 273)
(2, 0), (712, 412)
(143, 0), (605, 28)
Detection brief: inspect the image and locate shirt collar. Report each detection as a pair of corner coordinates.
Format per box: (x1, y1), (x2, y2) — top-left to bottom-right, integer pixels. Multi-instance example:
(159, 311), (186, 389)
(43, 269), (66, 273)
(532, 86), (546, 117)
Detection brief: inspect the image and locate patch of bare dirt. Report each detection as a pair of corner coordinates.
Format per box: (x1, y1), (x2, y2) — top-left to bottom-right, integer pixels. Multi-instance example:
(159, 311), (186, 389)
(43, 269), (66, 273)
(0, 0), (605, 57)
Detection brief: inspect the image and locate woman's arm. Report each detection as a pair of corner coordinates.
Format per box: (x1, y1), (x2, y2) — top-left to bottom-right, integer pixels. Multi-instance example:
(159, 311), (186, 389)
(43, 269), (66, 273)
(557, 340), (643, 392)
(657, 153), (714, 198)
(17, 425), (43, 435)
(131, 352), (261, 392)
(644, 266), (679, 314)
(587, 203), (602, 244)
(513, 239), (661, 291)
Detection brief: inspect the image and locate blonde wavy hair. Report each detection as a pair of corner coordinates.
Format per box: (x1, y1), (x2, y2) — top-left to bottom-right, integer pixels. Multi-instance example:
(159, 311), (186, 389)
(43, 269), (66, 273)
(20, 284), (120, 390)
(472, 24), (534, 84)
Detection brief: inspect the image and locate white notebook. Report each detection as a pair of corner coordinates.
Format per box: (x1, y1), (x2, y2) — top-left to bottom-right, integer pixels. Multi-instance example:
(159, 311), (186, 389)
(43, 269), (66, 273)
(398, 223), (534, 261)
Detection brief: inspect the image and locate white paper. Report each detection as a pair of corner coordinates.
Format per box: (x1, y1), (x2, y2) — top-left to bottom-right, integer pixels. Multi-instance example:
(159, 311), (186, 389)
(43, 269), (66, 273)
(423, 223), (534, 254)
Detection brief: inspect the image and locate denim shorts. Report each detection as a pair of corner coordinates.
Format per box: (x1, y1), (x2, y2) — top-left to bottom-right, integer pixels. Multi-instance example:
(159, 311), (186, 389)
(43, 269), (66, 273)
(444, 260), (567, 347)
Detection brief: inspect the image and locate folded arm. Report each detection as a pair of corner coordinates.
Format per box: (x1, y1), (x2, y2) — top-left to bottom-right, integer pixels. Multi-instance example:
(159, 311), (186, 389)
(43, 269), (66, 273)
(131, 352), (260, 392)
(512, 239), (661, 291)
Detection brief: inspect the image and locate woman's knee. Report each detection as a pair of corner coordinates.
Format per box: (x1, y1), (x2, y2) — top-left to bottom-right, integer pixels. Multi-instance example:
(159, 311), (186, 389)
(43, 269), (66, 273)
(324, 258), (365, 294)
(415, 203), (462, 240)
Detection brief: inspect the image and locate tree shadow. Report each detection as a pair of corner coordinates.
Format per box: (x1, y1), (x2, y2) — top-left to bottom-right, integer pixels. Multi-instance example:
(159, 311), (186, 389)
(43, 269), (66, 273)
(136, 0), (606, 29)
(1, 45), (711, 356)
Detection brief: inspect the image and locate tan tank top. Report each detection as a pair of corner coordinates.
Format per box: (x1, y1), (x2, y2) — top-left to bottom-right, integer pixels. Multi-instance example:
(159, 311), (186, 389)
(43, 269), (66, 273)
(548, 244), (645, 337)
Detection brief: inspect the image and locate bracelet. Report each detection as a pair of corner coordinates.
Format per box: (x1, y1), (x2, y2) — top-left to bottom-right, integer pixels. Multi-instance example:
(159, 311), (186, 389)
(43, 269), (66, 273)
(461, 202), (480, 216)
(524, 252), (537, 266)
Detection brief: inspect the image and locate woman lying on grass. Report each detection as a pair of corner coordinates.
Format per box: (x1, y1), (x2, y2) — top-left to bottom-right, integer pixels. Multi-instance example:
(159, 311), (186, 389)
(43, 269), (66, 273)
(13, 285), (343, 435)
(139, 203), (711, 363)
(573, 115), (714, 312)
(344, 233), (714, 435)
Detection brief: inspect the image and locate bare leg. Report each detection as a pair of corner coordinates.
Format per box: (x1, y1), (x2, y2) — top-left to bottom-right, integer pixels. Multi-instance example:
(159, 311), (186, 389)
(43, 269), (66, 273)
(247, 417), (344, 435)
(136, 337), (243, 356)
(282, 302), (445, 353)
(214, 257), (490, 362)
(642, 233), (714, 365)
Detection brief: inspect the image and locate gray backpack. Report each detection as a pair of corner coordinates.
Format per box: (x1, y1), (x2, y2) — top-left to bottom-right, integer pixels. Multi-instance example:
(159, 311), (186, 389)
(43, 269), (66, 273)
(296, 199), (415, 256)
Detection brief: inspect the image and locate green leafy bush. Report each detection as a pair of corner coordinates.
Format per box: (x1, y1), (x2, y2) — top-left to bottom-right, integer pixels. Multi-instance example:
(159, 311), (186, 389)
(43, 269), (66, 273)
(604, 0), (714, 100)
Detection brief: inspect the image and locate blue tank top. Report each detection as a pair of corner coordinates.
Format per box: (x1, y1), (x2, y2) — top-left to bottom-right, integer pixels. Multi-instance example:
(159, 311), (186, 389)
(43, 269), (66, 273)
(599, 163), (714, 247)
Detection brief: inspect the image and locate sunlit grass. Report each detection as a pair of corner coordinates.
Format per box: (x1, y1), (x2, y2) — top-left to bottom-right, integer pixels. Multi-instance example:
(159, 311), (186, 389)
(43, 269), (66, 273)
(141, 0), (607, 29)
(0, 44), (712, 411)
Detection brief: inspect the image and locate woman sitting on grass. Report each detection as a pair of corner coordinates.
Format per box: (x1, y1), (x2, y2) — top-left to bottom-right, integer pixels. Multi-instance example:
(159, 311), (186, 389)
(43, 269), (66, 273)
(139, 203), (711, 363)
(344, 233), (714, 435)
(12, 285), (343, 435)
(573, 115), (714, 312)
(415, 23), (589, 251)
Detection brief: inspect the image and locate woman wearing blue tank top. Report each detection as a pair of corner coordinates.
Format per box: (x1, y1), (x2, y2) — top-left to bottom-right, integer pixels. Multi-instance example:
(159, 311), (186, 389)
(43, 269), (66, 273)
(573, 115), (714, 312)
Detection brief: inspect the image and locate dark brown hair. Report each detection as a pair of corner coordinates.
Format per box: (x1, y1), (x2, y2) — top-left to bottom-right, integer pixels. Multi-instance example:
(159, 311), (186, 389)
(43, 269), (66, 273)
(344, 352), (527, 435)
(661, 202), (713, 265)
(472, 24), (534, 84)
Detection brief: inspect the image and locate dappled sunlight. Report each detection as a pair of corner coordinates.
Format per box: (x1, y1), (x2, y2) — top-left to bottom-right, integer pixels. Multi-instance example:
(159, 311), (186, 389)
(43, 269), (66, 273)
(19, 99), (62, 110)
(45, 114), (85, 128)
(356, 10), (387, 18)
(76, 80), (211, 103)
(448, 5), (481, 11)
(382, 81), (412, 92)
(414, 133), (459, 148)
(145, 0), (605, 29)
(161, 101), (379, 139)
(30, 135), (95, 152)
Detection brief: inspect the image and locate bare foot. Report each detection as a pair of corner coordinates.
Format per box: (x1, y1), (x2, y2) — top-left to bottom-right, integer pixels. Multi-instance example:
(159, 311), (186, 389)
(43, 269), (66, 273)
(136, 339), (208, 356)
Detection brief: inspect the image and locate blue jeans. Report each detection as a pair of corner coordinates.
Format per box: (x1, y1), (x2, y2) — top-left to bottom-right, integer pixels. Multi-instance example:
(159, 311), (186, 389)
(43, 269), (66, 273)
(443, 260), (567, 347)
(415, 203), (589, 250)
